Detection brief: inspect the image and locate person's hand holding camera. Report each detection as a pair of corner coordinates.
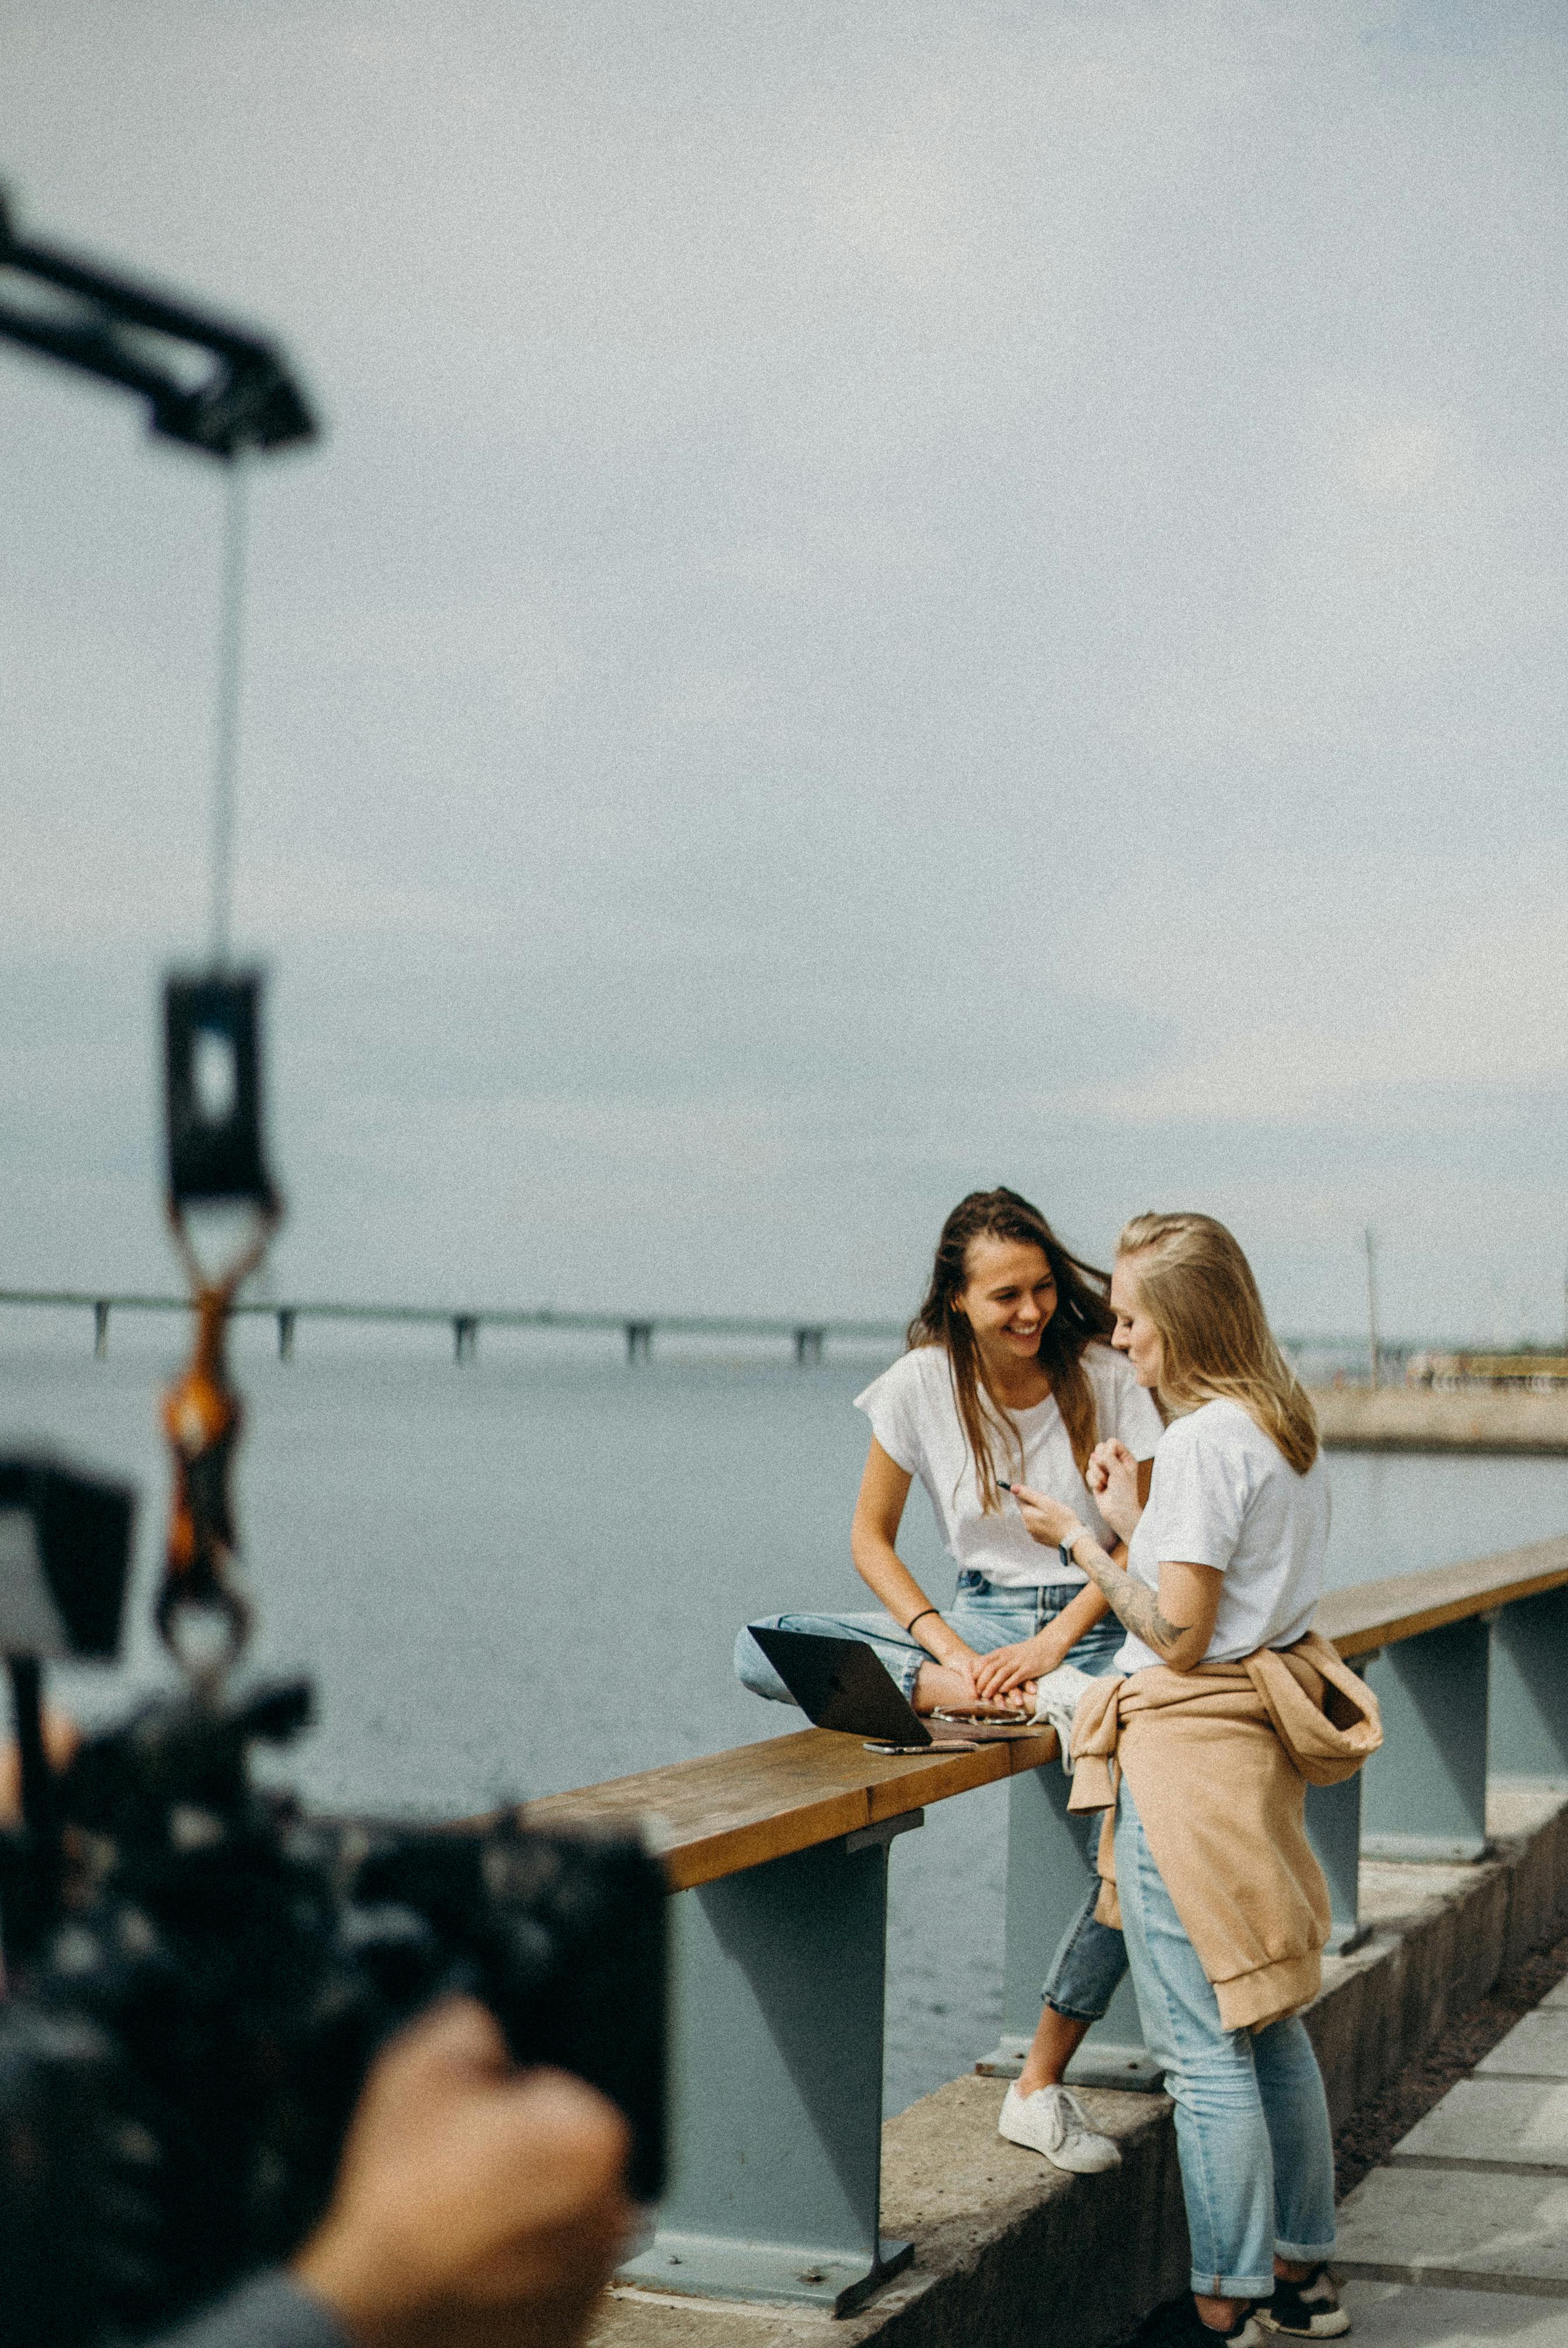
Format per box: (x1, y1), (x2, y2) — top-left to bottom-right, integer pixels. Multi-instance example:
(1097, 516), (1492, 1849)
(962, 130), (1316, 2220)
(293, 1998), (632, 2348)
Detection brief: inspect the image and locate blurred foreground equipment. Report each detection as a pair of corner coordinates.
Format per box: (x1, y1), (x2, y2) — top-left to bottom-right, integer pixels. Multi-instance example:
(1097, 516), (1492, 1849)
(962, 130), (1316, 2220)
(0, 188), (315, 458)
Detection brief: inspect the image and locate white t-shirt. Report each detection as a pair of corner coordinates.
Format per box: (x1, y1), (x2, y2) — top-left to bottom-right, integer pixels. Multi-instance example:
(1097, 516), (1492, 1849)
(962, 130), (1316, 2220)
(854, 1342), (1165, 1591)
(1115, 1397), (1329, 1673)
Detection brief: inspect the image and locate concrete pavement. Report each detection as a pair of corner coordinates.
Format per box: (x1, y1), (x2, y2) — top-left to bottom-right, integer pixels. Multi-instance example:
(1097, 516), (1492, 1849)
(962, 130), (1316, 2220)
(1336, 1968), (1568, 2342)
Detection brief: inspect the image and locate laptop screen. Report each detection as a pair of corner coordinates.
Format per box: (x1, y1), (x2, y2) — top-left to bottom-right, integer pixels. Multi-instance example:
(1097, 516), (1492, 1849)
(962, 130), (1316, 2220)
(748, 1626), (932, 1745)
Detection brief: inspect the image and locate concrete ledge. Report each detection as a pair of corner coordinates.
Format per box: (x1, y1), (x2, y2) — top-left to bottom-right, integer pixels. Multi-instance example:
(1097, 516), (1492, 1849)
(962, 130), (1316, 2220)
(593, 1783), (1568, 2348)
(592, 2088), (1183, 2348)
(1308, 1780), (1568, 2131)
(1313, 1387), (1568, 1454)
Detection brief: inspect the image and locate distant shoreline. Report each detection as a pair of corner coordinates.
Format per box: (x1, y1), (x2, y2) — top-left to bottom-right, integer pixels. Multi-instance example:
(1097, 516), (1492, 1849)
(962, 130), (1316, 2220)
(1313, 1386), (1568, 1456)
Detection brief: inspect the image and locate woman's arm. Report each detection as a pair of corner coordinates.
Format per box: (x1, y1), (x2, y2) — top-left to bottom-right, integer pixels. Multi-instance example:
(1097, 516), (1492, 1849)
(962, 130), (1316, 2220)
(850, 1439), (981, 1680)
(1010, 1483), (1222, 1673)
(970, 1444), (1150, 1700)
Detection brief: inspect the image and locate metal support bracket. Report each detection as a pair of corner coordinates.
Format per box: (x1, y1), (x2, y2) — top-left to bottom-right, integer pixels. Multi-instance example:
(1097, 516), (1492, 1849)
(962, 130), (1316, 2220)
(845, 1809), (924, 1856)
(1489, 1587), (1568, 1782)
(1304, 1653), (1373, 1953)
(1361, 1618), (1490, 1863)
(620, 1819), (920, 2314)
(1306, 1772), (1372, 1953)
(975, 1761), (1161, 2091)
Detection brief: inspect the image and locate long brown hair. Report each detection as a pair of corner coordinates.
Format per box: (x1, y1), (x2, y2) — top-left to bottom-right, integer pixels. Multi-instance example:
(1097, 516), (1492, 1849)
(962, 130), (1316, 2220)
(1118, 1212), (1318, 1474)
(908, 1188), (1115, 1513)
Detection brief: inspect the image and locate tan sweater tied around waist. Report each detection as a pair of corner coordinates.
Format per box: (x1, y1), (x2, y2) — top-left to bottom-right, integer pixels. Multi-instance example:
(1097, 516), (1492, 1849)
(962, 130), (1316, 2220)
(1067, 1632), (1383, 2033)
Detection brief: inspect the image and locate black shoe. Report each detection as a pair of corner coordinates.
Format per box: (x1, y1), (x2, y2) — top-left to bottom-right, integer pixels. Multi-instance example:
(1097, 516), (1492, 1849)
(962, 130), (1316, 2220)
(1257, 2267), (1350, 2340)
(1150, 2300), (1266, 2348)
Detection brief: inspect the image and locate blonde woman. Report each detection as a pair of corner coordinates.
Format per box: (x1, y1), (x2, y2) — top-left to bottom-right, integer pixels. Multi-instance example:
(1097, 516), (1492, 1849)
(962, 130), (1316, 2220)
(1007, 1215), (1379, 2348)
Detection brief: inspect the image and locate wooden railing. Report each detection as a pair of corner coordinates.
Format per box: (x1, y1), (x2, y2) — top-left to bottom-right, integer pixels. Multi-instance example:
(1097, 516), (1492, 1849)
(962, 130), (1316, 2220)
(522, 1536), (1568, 2318)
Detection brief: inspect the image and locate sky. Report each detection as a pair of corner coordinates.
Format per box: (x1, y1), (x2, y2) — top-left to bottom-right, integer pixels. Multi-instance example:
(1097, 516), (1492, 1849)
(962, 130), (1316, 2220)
(3, 0), (1566, 1342)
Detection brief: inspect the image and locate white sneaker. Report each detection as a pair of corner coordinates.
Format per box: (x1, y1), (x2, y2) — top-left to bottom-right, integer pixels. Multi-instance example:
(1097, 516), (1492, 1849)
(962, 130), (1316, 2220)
(997, 2081), (1122, 2174)
(1030, 1664), (1096, 1770)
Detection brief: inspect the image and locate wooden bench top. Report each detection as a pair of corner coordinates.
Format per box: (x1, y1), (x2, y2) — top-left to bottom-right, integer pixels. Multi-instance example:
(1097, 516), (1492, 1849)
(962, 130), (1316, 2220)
(1314, 1534), (1568, 1659)
(523, 1724), (1058, 1892)
(523, 1540), (1568, 1891)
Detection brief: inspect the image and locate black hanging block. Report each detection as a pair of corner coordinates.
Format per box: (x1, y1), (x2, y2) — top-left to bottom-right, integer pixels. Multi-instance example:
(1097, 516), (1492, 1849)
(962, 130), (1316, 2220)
(164, 970), (274, 1208)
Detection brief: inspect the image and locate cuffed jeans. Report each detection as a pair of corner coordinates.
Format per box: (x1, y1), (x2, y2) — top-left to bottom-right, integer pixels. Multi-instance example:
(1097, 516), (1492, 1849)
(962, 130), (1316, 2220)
(735, 1572), (1129, 2022)
(1114, 1780), (1336, 2298)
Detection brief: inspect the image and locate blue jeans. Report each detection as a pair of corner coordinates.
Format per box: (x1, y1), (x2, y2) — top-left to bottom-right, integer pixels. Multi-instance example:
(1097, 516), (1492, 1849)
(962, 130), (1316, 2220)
(1114, 1781), (1336, 2297)
(735, 1572), (1128, 2022)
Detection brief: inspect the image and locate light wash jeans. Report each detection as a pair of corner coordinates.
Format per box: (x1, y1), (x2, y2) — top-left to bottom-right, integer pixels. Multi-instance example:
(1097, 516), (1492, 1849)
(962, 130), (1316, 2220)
(1114, 1780), (1336, 2298)
(735, 1571), (1129, 2022)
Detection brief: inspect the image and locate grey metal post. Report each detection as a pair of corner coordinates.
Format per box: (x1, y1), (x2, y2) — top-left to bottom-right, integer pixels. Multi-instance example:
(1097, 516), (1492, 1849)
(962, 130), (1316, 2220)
(277, 1308), (295, 1362)
(977, 1762), (1157, 2089)
(1364, 1227), (1380, 1391)
(1305, 1653), (1373, 1952)
(621, 1815), (919, 2314)
(1361, 1619), (1489, 1861)
(1306, 1773), (1369, 1953)
(1490, 1590), (1568, 1780)
(93, 1301), (110, 1360)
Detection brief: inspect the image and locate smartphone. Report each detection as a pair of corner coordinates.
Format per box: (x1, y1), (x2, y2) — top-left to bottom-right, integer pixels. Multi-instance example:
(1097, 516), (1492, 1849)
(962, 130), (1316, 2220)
(864, 1738), (977, 1754)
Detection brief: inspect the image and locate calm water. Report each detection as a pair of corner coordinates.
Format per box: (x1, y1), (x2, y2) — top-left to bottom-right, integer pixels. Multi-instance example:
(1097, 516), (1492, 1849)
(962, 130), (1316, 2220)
(6, 1318), (1568, 2114)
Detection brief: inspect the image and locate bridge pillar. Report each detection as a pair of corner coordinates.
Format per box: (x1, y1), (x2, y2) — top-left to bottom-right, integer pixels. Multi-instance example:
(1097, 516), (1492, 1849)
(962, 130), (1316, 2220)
(93, 1301), (110, 1360)
(621, 1814), (919, 2314)
(453, 1315), (478, 1364)
(626, 1322), (653, 1364)
(277, 1308), (296, 1362)
(793, 1327), (825, 1365)
(1361, 1618), (1490, 1861)
(1490, 1589), (1568, 1779)
(978, 1759), (1158, 2090)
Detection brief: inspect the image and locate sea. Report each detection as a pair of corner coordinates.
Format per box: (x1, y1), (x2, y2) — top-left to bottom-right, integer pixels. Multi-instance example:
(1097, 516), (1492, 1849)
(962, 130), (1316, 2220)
(6, 1315), (1568, 2117)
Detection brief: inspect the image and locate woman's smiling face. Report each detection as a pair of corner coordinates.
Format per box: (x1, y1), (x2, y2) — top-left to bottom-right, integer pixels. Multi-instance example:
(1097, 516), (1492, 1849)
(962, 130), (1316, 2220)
(1109, 1254), (1164, 1388)
(954, 1235), (1058, 1364)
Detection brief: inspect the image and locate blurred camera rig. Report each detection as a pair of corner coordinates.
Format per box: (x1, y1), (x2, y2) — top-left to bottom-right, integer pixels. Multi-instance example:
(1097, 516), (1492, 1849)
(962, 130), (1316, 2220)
(0, 193), (667, 2346)
(0, 979), (665, 2348)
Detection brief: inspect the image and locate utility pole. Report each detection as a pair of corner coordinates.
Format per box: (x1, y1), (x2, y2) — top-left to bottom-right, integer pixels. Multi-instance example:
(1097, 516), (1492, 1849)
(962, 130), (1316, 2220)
(1364, 1227), (1380, 1391)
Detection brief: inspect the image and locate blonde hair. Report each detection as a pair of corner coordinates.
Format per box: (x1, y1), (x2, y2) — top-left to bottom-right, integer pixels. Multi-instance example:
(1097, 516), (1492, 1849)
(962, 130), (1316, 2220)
(1117, 1212), (1319, 1475)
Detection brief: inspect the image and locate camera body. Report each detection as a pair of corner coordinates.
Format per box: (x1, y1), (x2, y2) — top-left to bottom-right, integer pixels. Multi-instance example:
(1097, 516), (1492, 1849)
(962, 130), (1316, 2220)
(0, 1673), (666, 2347)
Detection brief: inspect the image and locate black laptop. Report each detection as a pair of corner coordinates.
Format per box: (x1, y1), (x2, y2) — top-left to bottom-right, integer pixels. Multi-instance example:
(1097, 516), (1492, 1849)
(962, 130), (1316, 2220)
(749, 1625), (1038, 1752)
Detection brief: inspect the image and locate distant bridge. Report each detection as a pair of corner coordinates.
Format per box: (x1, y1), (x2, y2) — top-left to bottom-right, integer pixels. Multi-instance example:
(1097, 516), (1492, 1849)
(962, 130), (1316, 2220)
(0, 1287), (904, 1365)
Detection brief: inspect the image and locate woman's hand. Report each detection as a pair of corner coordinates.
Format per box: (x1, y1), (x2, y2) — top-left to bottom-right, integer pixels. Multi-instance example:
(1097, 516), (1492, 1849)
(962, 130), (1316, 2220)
(971, 1633), (1064, 1703)
(915, 1639), (1033, 1715)
(924, 1636), (984, 1703)
(1086, 1440), (1144, 1543)
(1009, 1483), (1082, 1548)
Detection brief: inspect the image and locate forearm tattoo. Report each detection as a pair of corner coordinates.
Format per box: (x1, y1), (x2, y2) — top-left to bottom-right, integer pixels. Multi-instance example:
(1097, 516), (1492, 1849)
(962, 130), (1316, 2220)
(1073, 1537), (1190, 1657)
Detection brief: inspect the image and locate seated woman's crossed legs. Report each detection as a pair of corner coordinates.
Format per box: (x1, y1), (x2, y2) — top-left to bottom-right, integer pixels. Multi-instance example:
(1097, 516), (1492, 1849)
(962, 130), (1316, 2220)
(735, 1573), (1125, 1716)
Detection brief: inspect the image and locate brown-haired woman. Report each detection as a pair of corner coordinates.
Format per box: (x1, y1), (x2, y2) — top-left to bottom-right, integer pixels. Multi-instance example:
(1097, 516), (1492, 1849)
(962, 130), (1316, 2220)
(735, 1187), (1162, 2175)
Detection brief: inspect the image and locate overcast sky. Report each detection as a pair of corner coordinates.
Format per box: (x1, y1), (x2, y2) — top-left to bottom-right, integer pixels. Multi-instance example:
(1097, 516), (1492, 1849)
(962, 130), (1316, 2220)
(3, 0), (1566, 1340)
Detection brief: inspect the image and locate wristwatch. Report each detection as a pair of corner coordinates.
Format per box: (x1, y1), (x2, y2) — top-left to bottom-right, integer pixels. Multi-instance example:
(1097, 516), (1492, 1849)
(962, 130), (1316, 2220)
(1058, 1522), (1086, 1573)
